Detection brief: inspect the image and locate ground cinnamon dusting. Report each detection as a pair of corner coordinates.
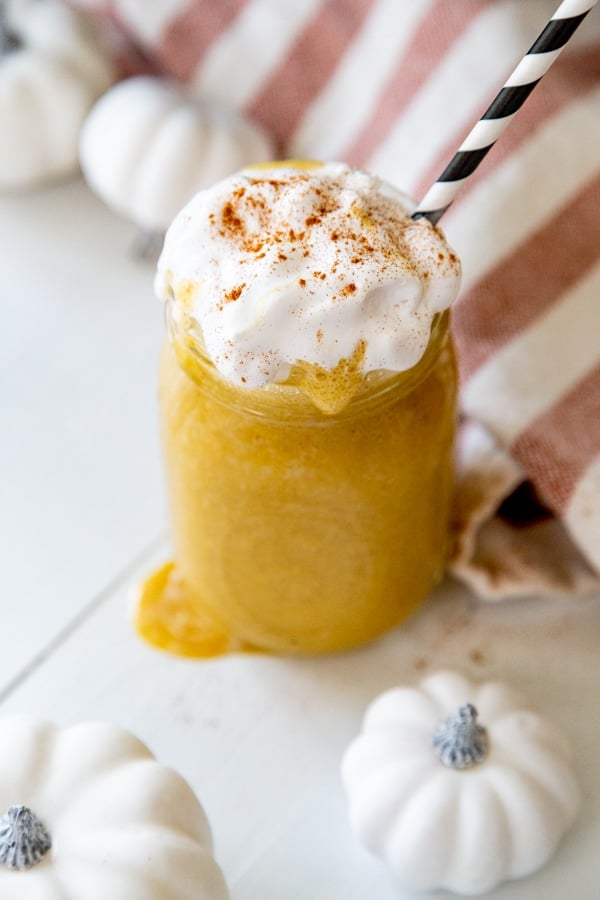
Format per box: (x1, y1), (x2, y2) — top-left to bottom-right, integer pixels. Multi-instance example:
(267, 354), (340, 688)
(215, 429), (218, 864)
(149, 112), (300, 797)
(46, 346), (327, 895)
(224, 283), (245, 303)
(206, 171), (459, 338)
(221, 202), (243, 237)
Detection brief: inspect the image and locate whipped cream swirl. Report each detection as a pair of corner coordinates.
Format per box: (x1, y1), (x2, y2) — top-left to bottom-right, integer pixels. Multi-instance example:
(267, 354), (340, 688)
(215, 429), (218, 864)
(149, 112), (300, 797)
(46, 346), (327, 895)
(156, 162), (461, 387)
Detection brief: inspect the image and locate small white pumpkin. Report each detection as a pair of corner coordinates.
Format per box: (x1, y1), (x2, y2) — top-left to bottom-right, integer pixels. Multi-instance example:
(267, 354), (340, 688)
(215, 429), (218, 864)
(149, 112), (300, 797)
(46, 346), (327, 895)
(342, 670), (580, 896)
(79, 75), (275, 234)
(0, 0), (114, 189)
(0, 716), (230, 900)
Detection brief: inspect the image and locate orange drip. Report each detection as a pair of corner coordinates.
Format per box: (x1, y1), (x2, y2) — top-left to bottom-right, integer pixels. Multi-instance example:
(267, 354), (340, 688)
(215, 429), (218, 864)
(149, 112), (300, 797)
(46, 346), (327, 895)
(134, 562), (258, 659)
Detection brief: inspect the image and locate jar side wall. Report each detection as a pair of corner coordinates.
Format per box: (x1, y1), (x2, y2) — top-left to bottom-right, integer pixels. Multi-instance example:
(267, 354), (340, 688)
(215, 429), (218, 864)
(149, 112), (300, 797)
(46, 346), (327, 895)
(158, 334), (457, 653)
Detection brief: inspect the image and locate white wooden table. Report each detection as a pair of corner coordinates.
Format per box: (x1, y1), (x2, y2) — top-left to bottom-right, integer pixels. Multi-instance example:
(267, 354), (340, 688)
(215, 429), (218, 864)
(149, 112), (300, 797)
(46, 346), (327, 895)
(2, 180), (599, 900)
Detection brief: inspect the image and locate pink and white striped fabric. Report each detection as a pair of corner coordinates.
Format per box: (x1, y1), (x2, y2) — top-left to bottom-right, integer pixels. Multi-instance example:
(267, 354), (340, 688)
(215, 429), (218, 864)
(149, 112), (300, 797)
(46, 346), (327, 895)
(74, 0), (600, 599)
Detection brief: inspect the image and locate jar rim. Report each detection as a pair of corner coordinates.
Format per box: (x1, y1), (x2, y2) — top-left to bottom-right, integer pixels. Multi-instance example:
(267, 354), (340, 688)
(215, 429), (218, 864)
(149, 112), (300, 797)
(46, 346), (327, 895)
(166, 301), (451, 421)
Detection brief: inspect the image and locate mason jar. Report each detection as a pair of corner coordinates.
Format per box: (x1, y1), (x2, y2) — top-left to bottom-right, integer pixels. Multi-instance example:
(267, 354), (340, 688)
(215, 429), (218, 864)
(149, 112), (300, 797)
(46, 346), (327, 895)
(136, 302), (457, 657)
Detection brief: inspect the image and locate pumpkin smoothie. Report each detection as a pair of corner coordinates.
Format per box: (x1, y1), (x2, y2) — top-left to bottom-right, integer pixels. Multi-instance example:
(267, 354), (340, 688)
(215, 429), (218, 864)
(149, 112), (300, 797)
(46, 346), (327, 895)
(136, 162), (460, 657)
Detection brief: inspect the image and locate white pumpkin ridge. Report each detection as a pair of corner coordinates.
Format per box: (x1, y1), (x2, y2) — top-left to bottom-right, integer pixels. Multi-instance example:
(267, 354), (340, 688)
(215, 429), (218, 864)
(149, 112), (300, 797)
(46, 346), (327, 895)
(342, 670), (581, 896)
(0, 0), (114, 189)
(0, 716), (229, 900)
(79, 75), (275, 238)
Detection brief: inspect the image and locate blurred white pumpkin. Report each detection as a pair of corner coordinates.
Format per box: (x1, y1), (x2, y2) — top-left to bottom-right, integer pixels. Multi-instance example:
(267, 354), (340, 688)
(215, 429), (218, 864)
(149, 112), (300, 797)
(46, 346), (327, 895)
(79, 75), (275, 234)
(0, 0), (114, 189)
(0, 716), (230, 899)
(342, 670), (580, 896)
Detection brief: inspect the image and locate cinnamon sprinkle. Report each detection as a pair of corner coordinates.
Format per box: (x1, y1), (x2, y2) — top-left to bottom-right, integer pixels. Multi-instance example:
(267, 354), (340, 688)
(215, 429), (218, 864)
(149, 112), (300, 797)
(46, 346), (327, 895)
(204, 170), (459, 325)
(224, 283), (246, 303)
(221, 202), (243, 236)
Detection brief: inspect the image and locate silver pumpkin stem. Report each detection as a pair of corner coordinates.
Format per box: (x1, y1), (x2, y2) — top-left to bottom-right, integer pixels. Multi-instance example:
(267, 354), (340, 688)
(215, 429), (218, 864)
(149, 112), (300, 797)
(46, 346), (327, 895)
(432, 703), (489, 770)
(0, 2), (21, 55)
(130, 228), (165, 263)
(0, 805), (52, 870)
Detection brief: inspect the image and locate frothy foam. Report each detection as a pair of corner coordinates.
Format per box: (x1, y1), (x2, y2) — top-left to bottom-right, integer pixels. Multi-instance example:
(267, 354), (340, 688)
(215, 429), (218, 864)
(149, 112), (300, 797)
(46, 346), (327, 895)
(156, 162), (461, 392)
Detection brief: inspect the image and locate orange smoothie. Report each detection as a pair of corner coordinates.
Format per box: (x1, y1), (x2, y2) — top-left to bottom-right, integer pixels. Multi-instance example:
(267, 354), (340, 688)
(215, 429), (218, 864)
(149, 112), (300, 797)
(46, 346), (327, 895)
(136, 162), (461, 657)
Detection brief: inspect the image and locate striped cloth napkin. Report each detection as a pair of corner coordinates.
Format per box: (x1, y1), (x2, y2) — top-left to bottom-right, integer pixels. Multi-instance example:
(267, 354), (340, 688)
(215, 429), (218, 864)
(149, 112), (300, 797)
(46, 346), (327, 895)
(75, 0), (600, 600)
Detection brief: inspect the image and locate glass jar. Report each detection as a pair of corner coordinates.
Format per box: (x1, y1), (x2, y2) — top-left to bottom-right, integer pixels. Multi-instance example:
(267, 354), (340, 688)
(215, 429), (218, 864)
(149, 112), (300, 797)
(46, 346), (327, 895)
(136, 307), (457, 657)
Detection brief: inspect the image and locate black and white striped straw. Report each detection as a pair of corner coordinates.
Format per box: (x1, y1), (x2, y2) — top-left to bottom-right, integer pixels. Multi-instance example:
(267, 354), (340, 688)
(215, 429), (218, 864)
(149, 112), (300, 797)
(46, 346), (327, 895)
(412, 0), (598, 225)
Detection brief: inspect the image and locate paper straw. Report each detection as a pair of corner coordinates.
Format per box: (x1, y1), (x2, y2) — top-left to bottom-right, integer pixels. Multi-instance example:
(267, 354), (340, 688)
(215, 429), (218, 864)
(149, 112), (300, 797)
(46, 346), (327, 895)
(412, 0), (599, 225)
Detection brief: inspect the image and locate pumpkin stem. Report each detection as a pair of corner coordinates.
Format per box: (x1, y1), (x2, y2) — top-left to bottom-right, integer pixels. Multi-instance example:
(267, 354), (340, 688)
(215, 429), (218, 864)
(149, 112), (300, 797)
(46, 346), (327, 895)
(432, 703), (489, 770)
(0, 805), (52, 870)
(131, 229), (165, 262)
(0, 4), (22, 55)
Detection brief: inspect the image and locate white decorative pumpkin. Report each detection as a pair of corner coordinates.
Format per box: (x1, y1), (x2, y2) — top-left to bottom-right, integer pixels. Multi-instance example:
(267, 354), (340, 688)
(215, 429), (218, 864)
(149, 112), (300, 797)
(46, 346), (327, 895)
(79, 75), (275, 234)
(0, 0), (114, 188)
(0, 716), (230, 900)
(342, 670), (580, 896)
